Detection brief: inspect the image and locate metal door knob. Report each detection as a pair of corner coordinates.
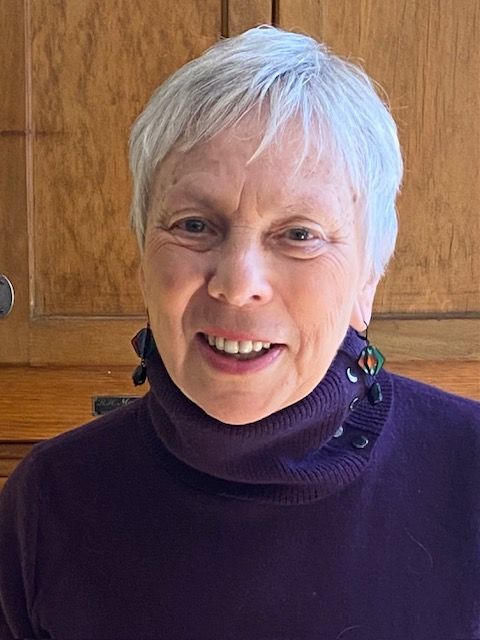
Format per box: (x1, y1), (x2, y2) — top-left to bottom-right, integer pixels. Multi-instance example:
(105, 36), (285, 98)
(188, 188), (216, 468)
(0, 275), (14, 318)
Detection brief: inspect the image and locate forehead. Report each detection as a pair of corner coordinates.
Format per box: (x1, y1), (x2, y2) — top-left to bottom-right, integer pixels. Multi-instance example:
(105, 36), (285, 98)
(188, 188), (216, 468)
(151, 120), (356, 213)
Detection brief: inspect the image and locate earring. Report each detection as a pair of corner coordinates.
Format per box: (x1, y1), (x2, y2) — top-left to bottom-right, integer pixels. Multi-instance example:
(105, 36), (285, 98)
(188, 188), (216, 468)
(131, 323), (155, 386)
(356, 322), (385, 405)
(356, 322), (385, 375)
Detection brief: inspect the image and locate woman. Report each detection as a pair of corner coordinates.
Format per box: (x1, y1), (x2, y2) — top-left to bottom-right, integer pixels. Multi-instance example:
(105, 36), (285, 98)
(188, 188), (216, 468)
(1, 26), (479, 640)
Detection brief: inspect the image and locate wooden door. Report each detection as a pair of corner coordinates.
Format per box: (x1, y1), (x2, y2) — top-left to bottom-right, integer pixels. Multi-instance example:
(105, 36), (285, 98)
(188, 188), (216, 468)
(1, 0), (478, 366)
(275, 0), (480, 359)
(0, 0), (272, 366)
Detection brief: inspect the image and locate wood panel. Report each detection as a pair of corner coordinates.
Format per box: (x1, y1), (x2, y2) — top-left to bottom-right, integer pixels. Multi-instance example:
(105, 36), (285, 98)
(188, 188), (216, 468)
(0, 139), (29, 362)
(0, 444), (34, 491)
(0, 0), (25, 127)
(0, 0), (29, 363)
(0, 444), (34, 459)
(31, 0), (221, 316)
(227, 0), (272, 35)
(0, 458), (24, 476)
(369, 318), (479, 361)
(29, 317), (143, 365)
(0, 364), (147, 440)
(277, 0), (480, 315)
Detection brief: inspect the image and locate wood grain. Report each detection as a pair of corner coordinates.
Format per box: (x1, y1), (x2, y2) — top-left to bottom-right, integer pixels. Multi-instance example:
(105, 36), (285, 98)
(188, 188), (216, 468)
(29, 316), (144, 365)
(0, 443), (35, 458)
(0, 138), (29, 363)
(0, 0), (25, 130)
(369, 318), (480, 361)
(227, 0), (272, 35)
(0, 364), (148, 440)
(0, 0), (29, 363)
(0, 458), (25, 476)
(31, 0), (221, 316)
(277, 0), (480, 315)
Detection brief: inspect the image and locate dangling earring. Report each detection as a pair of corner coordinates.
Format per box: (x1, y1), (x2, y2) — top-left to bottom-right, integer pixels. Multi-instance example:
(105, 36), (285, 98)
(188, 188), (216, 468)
(356, 322), (385, 405)
(131, 323), (155, 386)
(356, 322), (385, 375)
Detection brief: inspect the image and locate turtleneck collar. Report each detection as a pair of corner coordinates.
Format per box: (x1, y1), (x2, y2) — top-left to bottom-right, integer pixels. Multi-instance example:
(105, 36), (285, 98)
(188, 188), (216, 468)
(144, 326), (392, 505)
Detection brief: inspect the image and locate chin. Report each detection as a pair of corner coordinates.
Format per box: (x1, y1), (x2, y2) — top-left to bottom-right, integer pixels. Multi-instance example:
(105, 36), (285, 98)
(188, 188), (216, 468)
(200, 399), (279, 426)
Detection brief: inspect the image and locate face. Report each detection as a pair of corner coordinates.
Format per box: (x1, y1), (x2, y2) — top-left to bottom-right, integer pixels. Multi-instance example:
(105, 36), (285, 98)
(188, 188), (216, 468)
(140, 120), (378, 424)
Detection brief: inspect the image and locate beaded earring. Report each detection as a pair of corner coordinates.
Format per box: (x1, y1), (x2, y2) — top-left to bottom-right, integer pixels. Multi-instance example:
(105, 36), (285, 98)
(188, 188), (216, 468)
(356, 323), (385, 405)
(131, 324), (155, 386)
(356, 323), (385, 375)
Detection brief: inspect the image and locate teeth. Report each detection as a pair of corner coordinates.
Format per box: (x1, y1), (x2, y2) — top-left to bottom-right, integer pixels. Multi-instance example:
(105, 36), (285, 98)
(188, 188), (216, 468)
(205, 334), (272, 354)
(239, 340), (253, 354)
(224, 340), (239, 354)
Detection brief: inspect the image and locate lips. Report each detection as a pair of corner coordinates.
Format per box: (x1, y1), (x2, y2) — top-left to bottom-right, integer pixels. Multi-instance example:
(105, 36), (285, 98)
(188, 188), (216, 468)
(196, 333), (285, 374)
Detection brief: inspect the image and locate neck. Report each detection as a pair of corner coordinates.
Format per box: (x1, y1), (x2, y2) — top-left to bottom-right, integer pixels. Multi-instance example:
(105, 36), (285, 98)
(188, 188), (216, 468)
(143, 326), (392, 505)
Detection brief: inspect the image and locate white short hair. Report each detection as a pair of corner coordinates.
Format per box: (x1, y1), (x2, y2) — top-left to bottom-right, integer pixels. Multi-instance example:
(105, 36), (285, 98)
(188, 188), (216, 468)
(129, 25), (403, 281)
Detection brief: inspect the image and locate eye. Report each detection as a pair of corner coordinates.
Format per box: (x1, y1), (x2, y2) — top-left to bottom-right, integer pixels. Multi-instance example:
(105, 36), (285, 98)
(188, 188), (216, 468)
(286, 227), (314, 241)
(273, 224), (328, 258)
(175, 218), (207, 233)
(165, 216), (219, 251)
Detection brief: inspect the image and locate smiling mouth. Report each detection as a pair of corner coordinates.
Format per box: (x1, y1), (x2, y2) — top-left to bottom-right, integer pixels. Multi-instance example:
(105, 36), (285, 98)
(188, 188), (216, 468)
(201, 333), (278, 360)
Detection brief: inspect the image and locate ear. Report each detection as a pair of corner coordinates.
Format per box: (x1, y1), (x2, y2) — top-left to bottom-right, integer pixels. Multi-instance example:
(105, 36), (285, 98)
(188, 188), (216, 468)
(349, 273), (381, 332)
(138, 263), (148, 309)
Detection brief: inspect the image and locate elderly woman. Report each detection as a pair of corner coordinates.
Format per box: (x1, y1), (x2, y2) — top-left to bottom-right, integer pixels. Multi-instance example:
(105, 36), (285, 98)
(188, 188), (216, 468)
(1, 26), (479, 640)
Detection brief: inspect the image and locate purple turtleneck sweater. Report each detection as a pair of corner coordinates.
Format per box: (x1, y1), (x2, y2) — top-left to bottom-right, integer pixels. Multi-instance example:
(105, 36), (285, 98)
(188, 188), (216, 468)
(1, 328), (479, 639)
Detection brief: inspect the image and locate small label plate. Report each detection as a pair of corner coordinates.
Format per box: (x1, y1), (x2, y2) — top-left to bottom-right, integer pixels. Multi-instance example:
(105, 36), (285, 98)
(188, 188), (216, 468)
(92, 396), (140, 416)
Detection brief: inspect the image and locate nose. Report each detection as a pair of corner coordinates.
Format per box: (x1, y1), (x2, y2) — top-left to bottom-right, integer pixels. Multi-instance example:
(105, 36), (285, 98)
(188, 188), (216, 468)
(207, 231), (273, 307)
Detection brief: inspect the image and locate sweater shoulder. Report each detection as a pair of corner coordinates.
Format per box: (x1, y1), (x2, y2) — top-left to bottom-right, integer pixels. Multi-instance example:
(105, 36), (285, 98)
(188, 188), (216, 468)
(11, 395), (148, 481)
(384, 369), (480, 435)
(387, 368), (479, 410)
(1, 396), (154, 522)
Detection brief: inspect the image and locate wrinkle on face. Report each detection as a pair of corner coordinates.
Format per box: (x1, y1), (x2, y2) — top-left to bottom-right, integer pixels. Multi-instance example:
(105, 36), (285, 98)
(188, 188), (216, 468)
(148, 123), (357, 239)
(140, 117), (373, 424)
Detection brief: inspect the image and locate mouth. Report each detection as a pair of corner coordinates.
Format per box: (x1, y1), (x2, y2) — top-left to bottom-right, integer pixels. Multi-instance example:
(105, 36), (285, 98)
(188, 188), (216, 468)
(201, 332), (276, 361)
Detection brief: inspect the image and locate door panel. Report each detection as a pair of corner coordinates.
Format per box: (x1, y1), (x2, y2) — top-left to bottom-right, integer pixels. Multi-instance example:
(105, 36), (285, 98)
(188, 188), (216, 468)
(31, 0), (220, 317)
(277, 0), (480, 316)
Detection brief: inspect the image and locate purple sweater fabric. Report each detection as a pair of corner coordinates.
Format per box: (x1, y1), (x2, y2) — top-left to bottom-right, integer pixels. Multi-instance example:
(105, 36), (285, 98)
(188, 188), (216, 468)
(1, 327), (479, 639)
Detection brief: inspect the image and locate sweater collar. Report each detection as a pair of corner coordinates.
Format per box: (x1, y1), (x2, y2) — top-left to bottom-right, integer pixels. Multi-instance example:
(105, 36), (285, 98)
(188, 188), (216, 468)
(144, 326), (392, 505)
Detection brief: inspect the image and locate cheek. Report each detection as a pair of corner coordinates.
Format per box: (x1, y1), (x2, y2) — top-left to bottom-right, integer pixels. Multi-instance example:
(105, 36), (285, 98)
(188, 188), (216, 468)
(300, 250), (354, 305)
(142, 244), (201, 354)
(287, 250), (356, 338)
(143, 236), (201, 300)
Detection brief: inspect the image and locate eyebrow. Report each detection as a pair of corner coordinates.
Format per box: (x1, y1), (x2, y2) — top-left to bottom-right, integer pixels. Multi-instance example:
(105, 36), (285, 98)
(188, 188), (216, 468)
(277, 199), (328, 215)
(162, 185), (225, 212)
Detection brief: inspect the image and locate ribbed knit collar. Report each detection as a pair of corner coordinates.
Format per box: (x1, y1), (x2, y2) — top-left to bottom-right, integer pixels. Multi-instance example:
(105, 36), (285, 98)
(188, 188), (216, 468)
(144, 327), (392, 505)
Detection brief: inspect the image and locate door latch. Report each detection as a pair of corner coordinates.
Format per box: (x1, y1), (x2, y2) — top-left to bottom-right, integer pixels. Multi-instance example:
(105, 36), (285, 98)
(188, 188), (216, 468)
(0, 275), (14, 318)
